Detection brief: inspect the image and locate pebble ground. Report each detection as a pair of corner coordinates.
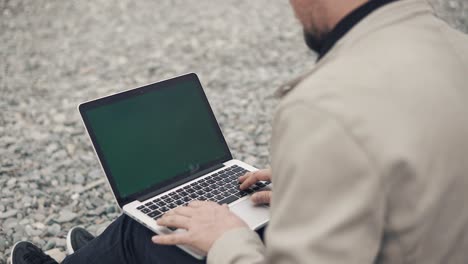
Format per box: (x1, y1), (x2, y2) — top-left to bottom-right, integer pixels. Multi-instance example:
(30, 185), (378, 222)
(1, 0), (467, 262)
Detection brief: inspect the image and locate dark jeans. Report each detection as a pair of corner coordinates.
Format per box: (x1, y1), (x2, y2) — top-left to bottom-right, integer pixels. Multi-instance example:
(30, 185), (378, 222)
(62, 214), (265, 264)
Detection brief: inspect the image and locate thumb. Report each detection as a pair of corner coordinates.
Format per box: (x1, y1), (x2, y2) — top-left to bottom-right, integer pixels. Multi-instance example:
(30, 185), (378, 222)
(251, 191), (272, 205)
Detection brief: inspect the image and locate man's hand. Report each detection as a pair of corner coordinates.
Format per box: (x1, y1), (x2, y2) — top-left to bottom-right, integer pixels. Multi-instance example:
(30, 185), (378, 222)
(152, 201), (248, 253)
(239, 168), (272, 205)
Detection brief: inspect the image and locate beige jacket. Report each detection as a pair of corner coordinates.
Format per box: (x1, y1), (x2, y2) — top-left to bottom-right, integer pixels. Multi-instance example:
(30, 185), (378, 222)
(208, 0), (468, 263)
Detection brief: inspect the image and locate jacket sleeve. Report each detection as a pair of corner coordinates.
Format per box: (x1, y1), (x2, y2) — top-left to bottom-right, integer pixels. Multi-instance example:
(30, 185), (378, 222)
(207, 102), (385, 264)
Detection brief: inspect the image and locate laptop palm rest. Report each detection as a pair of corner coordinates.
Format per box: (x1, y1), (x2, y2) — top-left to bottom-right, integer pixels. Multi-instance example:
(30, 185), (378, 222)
(229, 199), (270, 230)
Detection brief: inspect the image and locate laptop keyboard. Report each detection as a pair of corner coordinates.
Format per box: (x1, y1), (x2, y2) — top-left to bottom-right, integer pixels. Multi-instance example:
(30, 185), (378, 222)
(136, 165), (270, 222)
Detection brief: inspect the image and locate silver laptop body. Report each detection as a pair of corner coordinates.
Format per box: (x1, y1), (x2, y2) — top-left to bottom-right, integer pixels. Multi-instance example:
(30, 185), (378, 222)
(79, 73), (271, 259)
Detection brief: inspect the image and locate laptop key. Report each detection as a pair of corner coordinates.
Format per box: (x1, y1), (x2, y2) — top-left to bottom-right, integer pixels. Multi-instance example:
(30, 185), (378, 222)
(148, 210), (161, 218)
(175, 200), (184, 205)
(239, 190), (248, 196)
(141, 208), (150, 213)
(215, 195), (224, 200)
(137, 205), (145, 210)
(245, 188), (254, 194)
(153, 214), (163, 220)
(160, 206), (169, 212)
(190, 193), (198, 199)
(157, 201), (166, 206)
(196, 190), (204, 195)
(149, 204), (158, 210)
(217, 195), (238, 205)
(212, 176), (220, 182)
(145, 202), (153, 206)
(183, 197), (191, 202)
(232, 167), (243, 173)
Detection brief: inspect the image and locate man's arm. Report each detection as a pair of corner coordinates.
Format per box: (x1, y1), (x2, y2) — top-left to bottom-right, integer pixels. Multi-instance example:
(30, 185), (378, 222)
(208, 102), (385, 263)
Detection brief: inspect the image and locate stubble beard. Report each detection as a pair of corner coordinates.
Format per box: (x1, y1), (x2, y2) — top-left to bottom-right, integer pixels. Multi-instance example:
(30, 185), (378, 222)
(303, 27), (328, 54)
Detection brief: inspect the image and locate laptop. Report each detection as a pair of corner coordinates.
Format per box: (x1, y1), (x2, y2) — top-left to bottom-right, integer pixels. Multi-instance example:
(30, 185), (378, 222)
(78, 73), (271, 259)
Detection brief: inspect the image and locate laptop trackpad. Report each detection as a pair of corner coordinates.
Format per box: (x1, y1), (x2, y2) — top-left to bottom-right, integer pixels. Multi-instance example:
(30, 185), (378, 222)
(229, 199), (270, 230)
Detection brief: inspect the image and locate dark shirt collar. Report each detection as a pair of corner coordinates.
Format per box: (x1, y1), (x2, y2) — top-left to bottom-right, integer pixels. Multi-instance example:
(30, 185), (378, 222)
(315, 0), (398, 61)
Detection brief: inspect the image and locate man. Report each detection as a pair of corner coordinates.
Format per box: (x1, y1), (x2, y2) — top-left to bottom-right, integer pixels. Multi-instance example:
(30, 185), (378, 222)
(11, 0), (468, 263)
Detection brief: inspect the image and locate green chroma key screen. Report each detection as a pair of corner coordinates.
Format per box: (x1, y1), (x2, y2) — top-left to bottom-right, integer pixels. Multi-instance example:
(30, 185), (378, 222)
(83, 76), (230, 199)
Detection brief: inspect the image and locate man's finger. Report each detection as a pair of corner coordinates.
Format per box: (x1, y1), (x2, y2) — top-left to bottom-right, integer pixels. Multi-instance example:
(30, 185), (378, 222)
(157, 214), (191, 229)
(187, 200), (207, 208)
(152, 232), (190, 245)
(239, 170), (271, 190)
(251, 191), (272, 205)
(238, 174), (248, 183)
(165, 206), (196, 217)
(187, 200), (218, 208)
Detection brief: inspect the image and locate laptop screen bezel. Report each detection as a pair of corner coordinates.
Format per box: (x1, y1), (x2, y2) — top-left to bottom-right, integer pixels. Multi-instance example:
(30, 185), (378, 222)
(79, 73), (233, 207)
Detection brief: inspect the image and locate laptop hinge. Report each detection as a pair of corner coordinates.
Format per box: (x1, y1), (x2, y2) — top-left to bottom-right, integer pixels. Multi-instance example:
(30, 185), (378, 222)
(137, 163), (225, 202)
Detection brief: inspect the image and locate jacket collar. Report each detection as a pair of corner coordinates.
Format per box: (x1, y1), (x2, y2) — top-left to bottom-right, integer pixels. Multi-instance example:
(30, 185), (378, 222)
(316, 0), (399, 61)
(275, 0), (433, 98)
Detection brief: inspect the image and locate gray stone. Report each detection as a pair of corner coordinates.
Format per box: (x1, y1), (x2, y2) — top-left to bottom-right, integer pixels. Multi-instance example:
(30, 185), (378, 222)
(74, 173), (85, 184)
(32, 236), (46, 247)
(4, 218), (18, 229)
(54, 238), (66, 248)
(6, 178), (17, 187)
(0, 237), (8, 251)
(0, 210), (18, 219)
(47, 224), (61, 236)
(43, 240), (56, 251)
(105, 205), (117, 214)
(56, 210), (78, 223)
(25, 225), (42, 236)
(32, 213), (46, 222)
(19, 219), (30, 226)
